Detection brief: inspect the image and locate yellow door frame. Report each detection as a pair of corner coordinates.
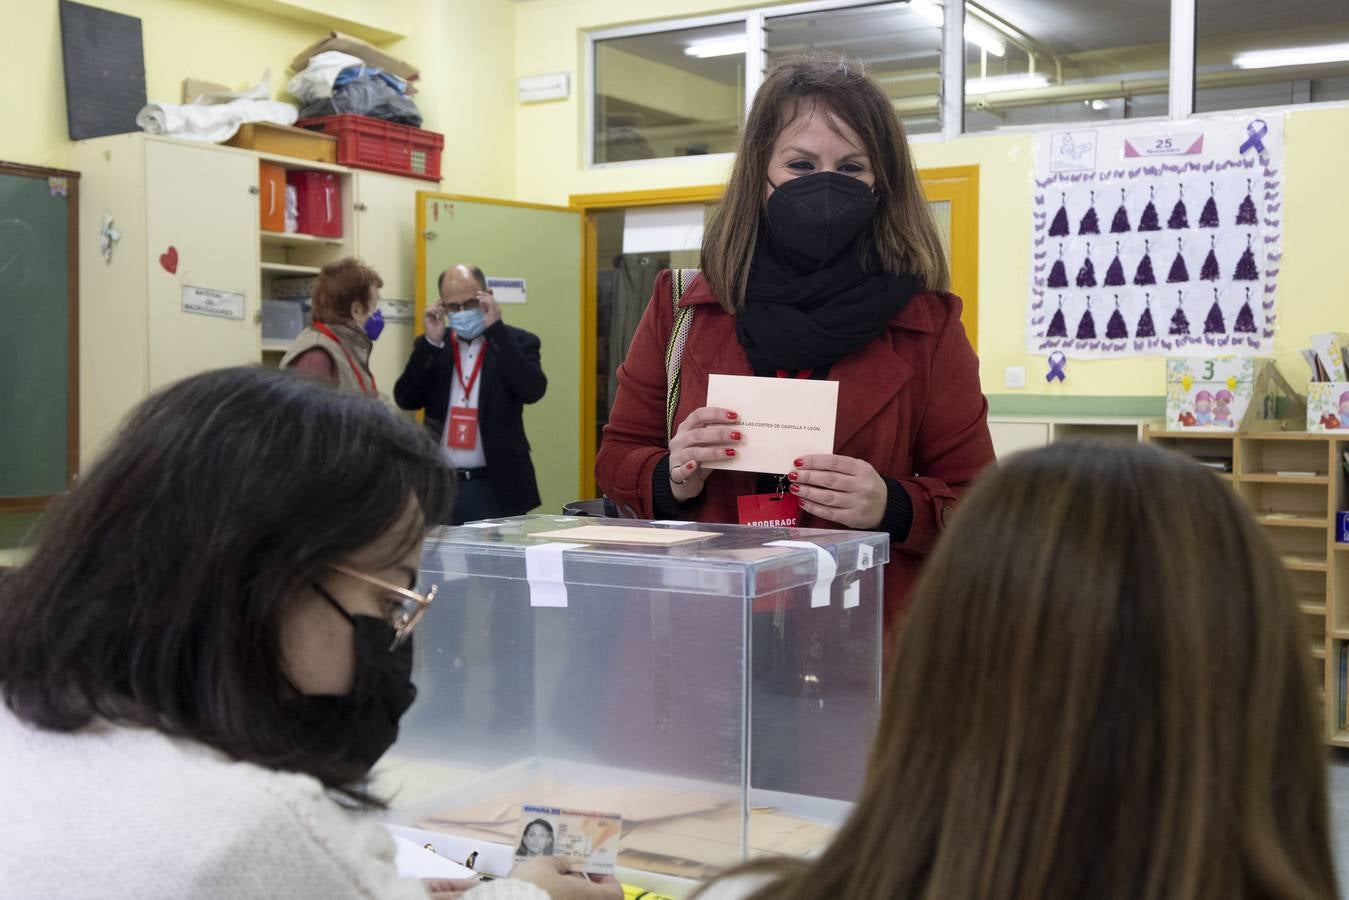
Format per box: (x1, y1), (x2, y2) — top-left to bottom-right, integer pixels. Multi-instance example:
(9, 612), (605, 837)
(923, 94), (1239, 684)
(568, 168), (979, 500)
(918, 165), (980, 350)
(570, 186), (726, 499)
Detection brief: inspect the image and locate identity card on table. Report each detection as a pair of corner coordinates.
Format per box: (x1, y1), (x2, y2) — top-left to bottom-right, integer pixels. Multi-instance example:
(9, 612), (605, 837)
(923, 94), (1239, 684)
(703, 374), (838, 475)
(514, 804), (622, 876)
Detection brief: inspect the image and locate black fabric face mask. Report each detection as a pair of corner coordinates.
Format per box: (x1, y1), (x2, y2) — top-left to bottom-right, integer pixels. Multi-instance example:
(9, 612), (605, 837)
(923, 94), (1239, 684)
(764, 171), (878, 268)
(284, 585), (418, 777)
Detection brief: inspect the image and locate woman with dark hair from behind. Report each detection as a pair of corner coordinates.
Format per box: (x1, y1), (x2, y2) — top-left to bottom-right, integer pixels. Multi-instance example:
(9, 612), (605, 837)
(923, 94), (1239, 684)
(695, 440), (1337, 900)
(0, 367), (619, 900)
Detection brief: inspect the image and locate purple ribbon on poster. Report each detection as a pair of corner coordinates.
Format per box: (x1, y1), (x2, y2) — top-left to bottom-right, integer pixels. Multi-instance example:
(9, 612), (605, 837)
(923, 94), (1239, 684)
(1046, 351), (1067, 382)
(1239, 119), (1268, 156)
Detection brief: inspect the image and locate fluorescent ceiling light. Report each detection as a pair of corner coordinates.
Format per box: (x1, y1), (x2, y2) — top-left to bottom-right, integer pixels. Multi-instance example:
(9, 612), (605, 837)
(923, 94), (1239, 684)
(684, 36), (748, 58)
(1233, 42), (1349, 70)
(910, 1), (1007, 57)
(967, 72), (1050, 94)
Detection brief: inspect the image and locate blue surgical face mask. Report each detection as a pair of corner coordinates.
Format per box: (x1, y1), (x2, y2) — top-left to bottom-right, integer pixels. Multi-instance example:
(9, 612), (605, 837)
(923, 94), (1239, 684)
(362, 308), (385, 341)
(449, 308), (487, 341)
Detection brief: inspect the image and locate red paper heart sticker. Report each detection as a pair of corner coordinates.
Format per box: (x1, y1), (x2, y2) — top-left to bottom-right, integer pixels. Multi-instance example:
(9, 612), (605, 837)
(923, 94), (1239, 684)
(159, 246), (178, 274)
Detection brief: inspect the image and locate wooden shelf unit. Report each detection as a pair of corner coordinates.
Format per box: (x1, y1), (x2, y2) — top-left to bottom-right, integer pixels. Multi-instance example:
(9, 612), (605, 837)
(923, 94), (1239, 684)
(1144, 428), (1349, 743)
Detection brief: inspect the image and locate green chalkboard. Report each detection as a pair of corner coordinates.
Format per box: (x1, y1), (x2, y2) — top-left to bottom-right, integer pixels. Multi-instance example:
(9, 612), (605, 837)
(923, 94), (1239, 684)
(0, 163), (79, 509)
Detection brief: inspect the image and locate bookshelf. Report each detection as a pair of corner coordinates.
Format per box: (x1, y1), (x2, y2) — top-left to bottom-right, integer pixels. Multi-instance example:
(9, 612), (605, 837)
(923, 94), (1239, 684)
(1144, 428), (1349, 745)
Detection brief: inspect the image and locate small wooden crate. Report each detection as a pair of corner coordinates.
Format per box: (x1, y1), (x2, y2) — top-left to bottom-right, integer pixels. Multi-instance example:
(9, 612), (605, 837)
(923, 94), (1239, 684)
(225, 123), (337, 165)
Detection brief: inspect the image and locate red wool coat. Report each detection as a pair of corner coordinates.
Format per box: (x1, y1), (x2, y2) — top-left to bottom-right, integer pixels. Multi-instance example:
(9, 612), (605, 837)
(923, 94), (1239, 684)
(596, 270), (995, 637)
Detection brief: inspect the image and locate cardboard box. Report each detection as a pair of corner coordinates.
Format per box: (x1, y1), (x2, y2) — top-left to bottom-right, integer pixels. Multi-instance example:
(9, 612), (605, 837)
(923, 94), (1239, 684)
(290, 31), (419, 83)
(226, 123), (337, 164)
(1307, 382), (1349, 433)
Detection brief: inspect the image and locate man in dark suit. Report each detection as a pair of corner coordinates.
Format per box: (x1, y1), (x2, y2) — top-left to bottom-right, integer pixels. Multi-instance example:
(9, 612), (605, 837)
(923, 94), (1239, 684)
(394, 263), (547, 524)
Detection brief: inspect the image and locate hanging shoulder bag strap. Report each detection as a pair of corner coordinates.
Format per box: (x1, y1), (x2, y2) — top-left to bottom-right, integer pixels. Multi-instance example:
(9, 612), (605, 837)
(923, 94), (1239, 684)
(664, 268), (700, 442)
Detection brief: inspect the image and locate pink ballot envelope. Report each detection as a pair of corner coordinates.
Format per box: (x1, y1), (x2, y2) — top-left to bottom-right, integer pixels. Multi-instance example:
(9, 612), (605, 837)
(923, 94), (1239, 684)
(704, 374), (838, 474)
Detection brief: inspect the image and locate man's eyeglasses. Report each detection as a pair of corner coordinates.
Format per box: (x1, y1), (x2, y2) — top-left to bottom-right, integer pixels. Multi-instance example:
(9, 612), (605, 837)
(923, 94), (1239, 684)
(329, 564), (437, 650)
(440, 297), (481, 315)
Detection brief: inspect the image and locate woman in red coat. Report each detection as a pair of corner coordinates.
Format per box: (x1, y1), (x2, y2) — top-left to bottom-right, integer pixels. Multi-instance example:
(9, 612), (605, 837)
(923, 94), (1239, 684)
(596, 55), (995, 637)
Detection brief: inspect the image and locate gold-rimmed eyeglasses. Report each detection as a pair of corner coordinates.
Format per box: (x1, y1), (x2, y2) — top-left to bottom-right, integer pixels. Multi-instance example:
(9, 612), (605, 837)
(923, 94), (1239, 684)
(329, 564), (437, 650)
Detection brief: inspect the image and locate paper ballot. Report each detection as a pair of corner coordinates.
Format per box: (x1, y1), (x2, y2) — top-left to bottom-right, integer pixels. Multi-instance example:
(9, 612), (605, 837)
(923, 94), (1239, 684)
(704, 374), (838, 474)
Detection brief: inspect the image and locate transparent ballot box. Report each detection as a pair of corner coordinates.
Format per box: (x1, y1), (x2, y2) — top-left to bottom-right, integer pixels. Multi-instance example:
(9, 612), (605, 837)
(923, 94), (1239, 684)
(381, 515), (886, 886)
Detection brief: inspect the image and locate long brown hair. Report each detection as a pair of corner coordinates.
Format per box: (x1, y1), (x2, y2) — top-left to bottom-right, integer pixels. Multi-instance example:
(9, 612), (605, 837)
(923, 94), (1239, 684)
(699, 440), (1336, 900)
(700, 54), (948, 312)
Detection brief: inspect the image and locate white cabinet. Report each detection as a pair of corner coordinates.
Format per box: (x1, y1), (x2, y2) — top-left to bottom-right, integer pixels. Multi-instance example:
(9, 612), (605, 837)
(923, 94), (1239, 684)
(72, 134), (423, 467)
(144, 140), (261, 390)
(987, 415), (1160, 460)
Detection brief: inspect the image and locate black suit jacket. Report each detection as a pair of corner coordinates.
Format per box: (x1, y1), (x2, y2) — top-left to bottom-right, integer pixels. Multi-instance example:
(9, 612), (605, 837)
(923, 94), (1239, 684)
(393, 321), (547, 517)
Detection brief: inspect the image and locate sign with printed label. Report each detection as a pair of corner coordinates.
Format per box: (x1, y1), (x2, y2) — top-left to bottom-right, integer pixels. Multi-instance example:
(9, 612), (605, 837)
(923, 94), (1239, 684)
(181, 285), (245, 320)
(1123, 133), (1204, 157)
(487, 277), (527, 304)
(382, 298), (414, 324)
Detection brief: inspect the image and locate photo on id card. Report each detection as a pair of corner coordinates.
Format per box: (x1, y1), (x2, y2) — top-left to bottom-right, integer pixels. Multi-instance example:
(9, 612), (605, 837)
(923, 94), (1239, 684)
(515, 804), (621, 875)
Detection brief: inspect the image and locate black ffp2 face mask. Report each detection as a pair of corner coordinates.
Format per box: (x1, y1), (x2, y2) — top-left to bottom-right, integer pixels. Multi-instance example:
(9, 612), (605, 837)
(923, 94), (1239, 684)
(284, 586), (418, 777)
(764, 171), (878, 268)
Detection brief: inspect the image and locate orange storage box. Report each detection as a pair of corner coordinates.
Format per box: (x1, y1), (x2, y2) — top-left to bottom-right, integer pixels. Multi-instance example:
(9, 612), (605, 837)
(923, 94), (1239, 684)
(259, 162), (287, 233)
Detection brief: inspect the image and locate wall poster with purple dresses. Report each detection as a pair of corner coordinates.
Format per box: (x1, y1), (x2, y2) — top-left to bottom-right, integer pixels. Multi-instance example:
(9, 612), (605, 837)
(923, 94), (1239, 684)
(1028, 115), (1283, 359)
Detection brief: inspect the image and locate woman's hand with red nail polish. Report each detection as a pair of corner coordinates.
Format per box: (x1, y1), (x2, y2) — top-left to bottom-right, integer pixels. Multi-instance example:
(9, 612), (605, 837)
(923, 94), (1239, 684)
(788, 454), (887, 529)
(666, 407), (743, 502)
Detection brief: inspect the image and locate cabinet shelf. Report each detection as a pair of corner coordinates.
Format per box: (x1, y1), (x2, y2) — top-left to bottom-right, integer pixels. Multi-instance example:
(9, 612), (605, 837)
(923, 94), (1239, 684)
(1241, 472), (1329, 485)
(1282, 556), (1328, 573)
(1301, 601), (1328, 615)
(1311, 644), (1327, 659)
(1256, 514), (1330, 529)
(261, 231), (343, 248)
(261, 262), (322, 276)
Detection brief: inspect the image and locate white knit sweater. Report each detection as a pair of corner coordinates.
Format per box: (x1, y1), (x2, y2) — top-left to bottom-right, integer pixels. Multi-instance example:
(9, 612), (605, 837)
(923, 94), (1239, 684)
(0, 706), (546, 900)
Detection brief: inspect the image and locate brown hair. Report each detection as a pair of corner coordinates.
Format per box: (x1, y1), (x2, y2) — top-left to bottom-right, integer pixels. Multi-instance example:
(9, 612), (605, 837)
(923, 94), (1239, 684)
(311, 257), (383, 324)
(699, 440), (1335, 900)
(700, 54), (948, 312)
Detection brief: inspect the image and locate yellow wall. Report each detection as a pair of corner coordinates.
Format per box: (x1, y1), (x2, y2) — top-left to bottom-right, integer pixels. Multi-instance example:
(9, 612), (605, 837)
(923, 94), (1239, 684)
(0, 0), (514, 196)
(510, 1), (1348, 401)
(512, 0), (771, 202)
(910, 108), (1347, 397)
(5, 0), (1346, 410)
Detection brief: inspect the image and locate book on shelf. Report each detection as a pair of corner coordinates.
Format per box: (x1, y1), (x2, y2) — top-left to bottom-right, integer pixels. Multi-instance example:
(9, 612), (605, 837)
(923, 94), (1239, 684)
(1194, 457), (1233, 472)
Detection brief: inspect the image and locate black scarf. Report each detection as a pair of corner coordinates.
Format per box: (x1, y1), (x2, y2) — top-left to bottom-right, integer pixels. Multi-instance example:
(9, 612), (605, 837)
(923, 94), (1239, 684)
(735, 229), (918, 373)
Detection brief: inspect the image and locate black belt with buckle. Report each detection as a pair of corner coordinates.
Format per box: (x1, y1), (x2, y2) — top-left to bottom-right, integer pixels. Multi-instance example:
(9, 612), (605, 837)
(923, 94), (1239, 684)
(455, 467), (489, 482)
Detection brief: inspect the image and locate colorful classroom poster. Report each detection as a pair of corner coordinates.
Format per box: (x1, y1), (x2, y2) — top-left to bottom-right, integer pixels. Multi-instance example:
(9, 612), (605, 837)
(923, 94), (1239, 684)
(1028, 115), (1283, 359)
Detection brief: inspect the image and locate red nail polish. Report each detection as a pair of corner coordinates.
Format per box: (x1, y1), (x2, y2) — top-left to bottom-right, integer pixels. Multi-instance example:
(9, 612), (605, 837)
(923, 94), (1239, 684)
(725, 448), (736, 457)
(789, 483), (800, 493)
(730, 431), (742, 441)
(726, 412), (738, 420)
(793, 458), (804, 468)
(686, 461), (696, 470)
(787, 471), (798, 481)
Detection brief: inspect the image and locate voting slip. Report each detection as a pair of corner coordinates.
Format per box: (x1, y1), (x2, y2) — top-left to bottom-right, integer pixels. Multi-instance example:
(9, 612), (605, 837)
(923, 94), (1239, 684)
(514, 804), (622, 876)
(703, 374), (838, 474)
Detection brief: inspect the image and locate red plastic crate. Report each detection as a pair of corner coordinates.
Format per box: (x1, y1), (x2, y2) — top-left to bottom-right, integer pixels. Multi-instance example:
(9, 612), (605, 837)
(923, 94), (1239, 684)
(297, 115), (443, 182)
